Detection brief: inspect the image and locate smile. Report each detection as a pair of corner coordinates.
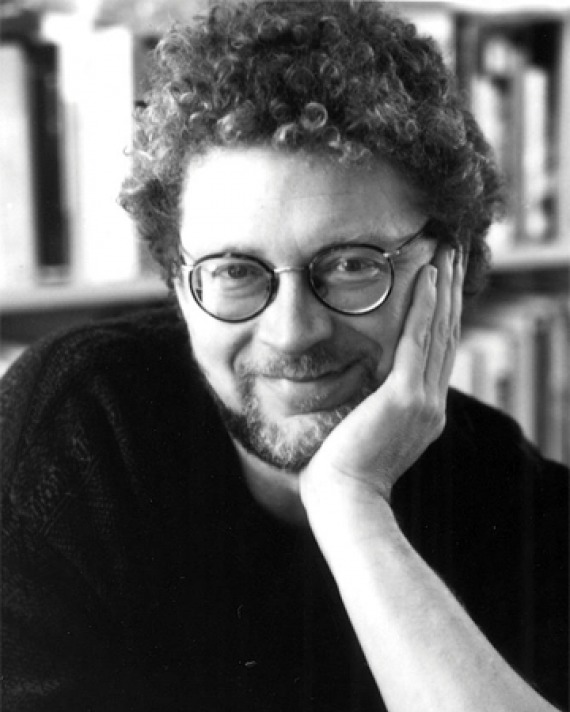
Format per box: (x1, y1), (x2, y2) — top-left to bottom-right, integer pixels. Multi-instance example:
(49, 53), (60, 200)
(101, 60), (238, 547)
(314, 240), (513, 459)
(263, 369), (344, 382)
(255, 363), (364, 416)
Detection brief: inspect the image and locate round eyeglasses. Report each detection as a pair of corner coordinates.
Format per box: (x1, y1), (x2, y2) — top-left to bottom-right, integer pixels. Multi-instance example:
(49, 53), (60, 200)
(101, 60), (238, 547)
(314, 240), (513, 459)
(180, 225), (428, 323)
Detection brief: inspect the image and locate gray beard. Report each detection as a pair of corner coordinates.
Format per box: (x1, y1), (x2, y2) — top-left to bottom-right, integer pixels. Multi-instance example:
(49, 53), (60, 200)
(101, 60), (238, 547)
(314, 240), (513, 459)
(198, 354), (378, 473)
(214, 393), (354, 472)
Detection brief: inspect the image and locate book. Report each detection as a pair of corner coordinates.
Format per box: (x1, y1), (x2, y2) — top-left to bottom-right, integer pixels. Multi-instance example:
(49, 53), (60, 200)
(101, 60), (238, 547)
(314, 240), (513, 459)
(457, 20), (558, 250)
(468, 71), (515, 252)
(481, 32), (527, 246)
(453, 327), (514, 415)
(40, 14), (139, 285)
(467, 295), (569, 461)
(0, 43), (37, 290)
(27, 40), (70, 279)
(545, 301), (570, 464)
(520, 64), (550, 243)
(529, 298), (569, 464)
(555, 15), (570, 240)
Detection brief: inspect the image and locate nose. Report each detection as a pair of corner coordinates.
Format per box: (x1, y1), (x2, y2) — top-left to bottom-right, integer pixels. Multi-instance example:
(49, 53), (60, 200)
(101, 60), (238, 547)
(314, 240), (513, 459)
(256, 270), (334, 353)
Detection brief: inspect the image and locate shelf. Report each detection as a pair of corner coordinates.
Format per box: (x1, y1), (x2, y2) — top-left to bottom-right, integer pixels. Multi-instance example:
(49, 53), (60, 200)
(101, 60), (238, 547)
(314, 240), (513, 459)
(491, 242), (570, 271)
(445, 0), (570, 14)
(0, 276), (168, 313)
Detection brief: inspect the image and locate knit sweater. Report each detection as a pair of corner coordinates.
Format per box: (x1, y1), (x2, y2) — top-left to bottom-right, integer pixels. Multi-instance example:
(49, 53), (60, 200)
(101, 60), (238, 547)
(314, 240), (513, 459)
(1, 305), (568, 711)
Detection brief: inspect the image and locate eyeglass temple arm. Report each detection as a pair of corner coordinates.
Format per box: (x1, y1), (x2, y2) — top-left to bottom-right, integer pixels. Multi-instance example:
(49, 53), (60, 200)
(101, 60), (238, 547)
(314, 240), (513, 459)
(179, 247), (194, 267)
(383, 225), (428, 258)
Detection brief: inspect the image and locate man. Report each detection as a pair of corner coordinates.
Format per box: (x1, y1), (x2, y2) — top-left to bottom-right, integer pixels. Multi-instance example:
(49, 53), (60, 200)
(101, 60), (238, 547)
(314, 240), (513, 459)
(2, 2), (567, 711)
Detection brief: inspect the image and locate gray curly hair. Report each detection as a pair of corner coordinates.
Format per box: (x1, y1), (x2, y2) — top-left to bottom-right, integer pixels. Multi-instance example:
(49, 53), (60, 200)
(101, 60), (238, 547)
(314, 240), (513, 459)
(119, 1), (504, 292)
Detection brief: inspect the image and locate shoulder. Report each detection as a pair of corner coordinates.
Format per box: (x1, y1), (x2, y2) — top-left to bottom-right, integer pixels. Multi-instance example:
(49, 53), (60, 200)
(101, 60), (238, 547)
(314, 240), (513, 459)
(420, 388), (569, 546)
(399, 388), (568, 549)
(0, 304), (211, 524)
(446, 387), (527, 444)
(444, 387), (568, 478)
(1, 303), (191, 425)
(1, 302), (188, 397)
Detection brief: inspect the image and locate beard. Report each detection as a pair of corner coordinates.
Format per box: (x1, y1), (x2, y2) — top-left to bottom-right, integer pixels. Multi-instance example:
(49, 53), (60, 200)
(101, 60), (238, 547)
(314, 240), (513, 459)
(194, 344), (380, 473)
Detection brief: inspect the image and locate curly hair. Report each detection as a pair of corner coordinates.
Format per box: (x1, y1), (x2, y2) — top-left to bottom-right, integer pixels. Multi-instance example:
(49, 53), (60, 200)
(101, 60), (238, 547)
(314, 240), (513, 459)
(119, 0), (504, 293)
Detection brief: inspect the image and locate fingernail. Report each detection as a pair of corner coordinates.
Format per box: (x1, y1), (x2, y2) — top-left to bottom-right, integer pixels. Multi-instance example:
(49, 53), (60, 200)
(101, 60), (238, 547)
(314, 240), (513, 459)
(429, 265), (438, 285)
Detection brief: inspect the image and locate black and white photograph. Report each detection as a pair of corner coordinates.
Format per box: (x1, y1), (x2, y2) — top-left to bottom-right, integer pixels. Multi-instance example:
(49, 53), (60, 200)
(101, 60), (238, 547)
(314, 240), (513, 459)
(1, 1), (568, 710)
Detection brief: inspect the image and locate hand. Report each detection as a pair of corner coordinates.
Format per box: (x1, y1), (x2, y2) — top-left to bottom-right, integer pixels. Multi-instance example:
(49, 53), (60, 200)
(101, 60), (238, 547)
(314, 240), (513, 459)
(300, 244), (464, 506)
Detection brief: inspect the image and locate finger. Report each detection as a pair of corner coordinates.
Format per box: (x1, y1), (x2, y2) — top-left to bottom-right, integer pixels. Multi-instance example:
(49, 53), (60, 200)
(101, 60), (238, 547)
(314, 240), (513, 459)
(424, 244), (454, 390)
(439, 246), (465, 390)
(388, 263), (437, 393)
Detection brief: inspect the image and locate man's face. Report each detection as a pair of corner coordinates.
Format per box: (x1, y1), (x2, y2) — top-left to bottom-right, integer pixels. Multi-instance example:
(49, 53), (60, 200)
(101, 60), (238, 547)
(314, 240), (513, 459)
(176, 147), (435, 471)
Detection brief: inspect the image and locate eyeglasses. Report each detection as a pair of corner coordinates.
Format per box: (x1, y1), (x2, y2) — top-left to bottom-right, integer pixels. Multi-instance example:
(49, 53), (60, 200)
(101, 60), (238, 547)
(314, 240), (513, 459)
(180, 225), (427, 323)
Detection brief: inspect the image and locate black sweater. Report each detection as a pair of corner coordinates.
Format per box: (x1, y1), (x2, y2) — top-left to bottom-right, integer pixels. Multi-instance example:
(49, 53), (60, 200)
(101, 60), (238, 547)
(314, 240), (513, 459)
(2, 306), (568, 711)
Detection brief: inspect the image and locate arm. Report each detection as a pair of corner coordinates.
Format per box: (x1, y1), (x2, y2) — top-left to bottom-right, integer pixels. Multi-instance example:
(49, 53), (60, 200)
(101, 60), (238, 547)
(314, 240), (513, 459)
(300, 245), (563, 712)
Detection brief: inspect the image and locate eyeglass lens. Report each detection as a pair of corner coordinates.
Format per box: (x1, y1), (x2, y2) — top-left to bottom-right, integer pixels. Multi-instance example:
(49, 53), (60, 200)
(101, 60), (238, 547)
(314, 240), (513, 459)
(190, 247), (393, 321)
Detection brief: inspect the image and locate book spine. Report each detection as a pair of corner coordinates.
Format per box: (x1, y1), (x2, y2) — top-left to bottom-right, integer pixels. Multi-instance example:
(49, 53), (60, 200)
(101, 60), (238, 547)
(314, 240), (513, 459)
(27, 40), (70, 279)
(556, 15), (570, 240)
(458, 296), (569, 465)
(459, 20), (558, 250)
(41, 15), (139, 285)
(0, 43), (37, 290)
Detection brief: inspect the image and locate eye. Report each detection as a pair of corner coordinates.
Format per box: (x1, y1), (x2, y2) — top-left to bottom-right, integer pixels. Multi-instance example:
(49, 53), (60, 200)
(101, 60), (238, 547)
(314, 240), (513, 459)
(334, 257), (379, 274)
(213, 264), (251, 279)
(322, 255), (385, 282)
(209, 261), (266, 283)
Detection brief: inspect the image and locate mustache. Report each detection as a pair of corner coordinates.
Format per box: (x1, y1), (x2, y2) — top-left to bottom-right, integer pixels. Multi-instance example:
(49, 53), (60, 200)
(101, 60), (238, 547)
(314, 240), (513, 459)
(237, 344), (379, 380)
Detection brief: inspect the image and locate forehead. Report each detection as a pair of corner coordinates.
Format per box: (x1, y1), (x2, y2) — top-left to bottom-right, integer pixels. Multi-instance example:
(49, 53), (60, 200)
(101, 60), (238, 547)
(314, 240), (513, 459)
(180, 147), (426, 257)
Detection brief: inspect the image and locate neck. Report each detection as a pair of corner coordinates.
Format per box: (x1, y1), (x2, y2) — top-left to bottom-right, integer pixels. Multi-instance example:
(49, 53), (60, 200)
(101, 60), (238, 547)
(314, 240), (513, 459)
(233, 440), (308, 527)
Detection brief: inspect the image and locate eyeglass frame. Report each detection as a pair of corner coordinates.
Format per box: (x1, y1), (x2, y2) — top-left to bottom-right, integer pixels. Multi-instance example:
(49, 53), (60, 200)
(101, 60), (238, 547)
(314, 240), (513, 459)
(179, 223), (430, 323)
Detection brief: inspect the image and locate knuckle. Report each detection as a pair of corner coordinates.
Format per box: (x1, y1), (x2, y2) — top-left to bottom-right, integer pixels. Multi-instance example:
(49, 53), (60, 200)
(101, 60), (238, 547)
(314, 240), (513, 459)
(422, 329), (432, 354)
(436, 318), (451, 344)
(412, 316), (432, 349)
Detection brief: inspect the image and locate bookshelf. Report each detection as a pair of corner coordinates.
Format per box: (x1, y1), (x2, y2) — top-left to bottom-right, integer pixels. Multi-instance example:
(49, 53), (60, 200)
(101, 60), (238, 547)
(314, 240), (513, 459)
(1, 2), (569, 461)
(492, 243), (570, 271)
(444, 5), (570, 465)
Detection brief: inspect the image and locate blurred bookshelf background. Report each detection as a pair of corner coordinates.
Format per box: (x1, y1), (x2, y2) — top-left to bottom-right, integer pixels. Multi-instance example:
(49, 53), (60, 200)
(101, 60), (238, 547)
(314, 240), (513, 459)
(1, 0), (569, 464)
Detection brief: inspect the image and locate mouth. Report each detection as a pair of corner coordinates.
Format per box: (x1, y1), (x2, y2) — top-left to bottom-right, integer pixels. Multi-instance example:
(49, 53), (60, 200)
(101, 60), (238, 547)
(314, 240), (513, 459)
(264, 368), (345, 382)
(255, 362), (365, 416)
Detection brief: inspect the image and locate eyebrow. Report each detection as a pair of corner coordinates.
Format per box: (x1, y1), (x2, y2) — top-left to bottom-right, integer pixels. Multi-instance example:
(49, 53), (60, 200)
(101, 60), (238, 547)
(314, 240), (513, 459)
(327, 227), (422, 250)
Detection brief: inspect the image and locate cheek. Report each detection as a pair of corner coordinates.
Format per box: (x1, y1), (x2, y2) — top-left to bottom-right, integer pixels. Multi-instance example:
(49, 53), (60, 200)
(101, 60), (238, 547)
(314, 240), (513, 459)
(177, 289), (250, 405)
(190, 325), (248, 407)
(357, 307), (403, 376)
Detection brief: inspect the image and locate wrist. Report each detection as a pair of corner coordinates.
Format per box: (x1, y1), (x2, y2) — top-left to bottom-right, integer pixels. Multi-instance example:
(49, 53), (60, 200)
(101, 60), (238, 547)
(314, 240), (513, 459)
(300, 470), (401, 549)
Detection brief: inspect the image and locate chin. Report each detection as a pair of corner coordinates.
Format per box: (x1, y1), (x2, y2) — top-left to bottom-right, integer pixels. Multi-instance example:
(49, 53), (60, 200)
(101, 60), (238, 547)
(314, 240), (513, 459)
(215, 380), (368, 472)
(241, 407), (351, 473)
